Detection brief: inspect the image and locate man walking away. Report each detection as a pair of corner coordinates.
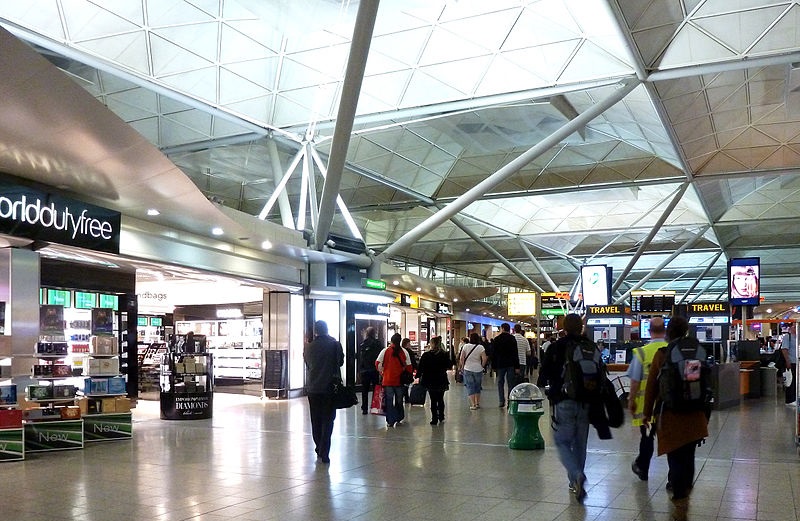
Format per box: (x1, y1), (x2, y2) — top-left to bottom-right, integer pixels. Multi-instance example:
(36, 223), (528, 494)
(303, 320), (344, 464)
(627, 317), (668, 480)
(537, 313), (596, 503)
(513, 324), (531, 380)
(492, 323), (520, 408)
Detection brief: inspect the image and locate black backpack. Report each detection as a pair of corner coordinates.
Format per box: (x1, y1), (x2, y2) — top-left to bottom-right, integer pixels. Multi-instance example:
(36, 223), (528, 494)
(657, 337), (713, 412)
(561, 337), (605, 402)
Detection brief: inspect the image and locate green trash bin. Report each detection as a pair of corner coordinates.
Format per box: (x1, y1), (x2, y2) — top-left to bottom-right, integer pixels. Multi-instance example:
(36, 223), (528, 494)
(507, 383), (545, 450)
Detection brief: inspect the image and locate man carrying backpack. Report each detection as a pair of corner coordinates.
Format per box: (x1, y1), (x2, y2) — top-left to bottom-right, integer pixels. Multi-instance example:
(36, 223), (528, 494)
(643, 316), (710, 521)
(537, 313), (599, 503)
(627, 317), (668, 481)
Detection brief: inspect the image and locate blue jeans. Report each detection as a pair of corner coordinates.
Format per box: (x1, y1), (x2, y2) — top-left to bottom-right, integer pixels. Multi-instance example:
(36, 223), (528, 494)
(552, 399), (590, 486)
(384, 385), (405, 425)
(496, 366), (516, 405)
(464, 370), (483, 396)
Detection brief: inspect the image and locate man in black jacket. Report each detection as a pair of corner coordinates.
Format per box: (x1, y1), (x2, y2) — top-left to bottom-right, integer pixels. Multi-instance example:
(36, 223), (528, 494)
(536, 313), (592, 502)
(358, 326), (382, 414)
(491, 323), (520, 408)
(304, 320), (344, 464)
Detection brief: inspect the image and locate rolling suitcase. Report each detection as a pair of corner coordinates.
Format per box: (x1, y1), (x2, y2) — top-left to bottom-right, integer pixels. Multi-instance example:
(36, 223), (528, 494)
(409, 383), (427, 406)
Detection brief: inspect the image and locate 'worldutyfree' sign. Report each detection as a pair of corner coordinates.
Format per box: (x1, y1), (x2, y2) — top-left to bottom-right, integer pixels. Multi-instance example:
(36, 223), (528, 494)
(0, 179), (120, 254)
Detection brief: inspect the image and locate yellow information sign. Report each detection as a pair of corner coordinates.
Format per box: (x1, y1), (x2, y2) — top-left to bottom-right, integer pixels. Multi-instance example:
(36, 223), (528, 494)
(508, 292), (537, 316)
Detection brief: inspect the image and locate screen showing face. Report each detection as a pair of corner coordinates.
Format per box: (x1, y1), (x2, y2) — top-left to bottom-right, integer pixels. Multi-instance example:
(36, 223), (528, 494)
(581, 265), (610, 306)
(729, 258), (760, 306)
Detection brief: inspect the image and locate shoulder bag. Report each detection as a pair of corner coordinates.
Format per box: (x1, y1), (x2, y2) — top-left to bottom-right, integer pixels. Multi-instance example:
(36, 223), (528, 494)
(331, 377), (358, 409)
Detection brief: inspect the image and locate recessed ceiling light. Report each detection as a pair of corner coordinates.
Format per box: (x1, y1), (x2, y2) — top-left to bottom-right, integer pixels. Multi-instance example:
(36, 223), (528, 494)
(766, 308), (772, 313)
(212, 227), (224, 236)
(261, 240), (273, 250)
(465, 308), (470, 312)
(415, 287), (422, 292)
(438, 293), (445, 298)
(453, 298), (459, 302)
(393, 280), (400, 286)
(147, 208), (160, 216)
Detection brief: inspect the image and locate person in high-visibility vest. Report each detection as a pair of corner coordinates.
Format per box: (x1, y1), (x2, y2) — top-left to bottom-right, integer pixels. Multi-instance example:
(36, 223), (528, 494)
(627, 317), (668, 481)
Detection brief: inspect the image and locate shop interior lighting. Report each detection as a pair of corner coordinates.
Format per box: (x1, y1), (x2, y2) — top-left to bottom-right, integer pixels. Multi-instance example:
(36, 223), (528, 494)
(465, 308), (470, 312)
(439, 293), (445, 298)
(766, 308), (772, 313)
(453, 298), (459, 302)
(261, 240), (273, 250)
(211, 227), (224, 236)
(146, 208), (160, 216)
(393, 280), (400, 286)
(415, 287), (422, 292)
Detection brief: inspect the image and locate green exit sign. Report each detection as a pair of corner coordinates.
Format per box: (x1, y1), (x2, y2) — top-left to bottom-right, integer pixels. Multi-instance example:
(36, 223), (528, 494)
(363, 278), (386, 290)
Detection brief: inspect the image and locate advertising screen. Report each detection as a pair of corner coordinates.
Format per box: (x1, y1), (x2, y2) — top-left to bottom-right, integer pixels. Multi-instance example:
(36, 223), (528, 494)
(728, 257), (760, 306)
(581, 265), (611, 306)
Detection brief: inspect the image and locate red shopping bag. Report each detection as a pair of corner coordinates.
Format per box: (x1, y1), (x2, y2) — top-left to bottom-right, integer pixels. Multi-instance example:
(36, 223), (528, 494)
(369, 384), (386, 415)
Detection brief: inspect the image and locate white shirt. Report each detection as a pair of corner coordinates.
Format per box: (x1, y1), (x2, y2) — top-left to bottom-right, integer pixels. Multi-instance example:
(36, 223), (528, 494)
(460, 343), (485, 373)
(513, 333), (530, 365)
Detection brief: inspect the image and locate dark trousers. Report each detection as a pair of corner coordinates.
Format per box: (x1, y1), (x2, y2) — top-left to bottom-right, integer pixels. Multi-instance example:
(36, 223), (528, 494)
(635, 425), (656, 475)
(666, 441), (697, 500)
(360, 369), (380, 412)
(429, 388), (445, 420)
(308, 393), (336, 460)
(786, 363), (797, 404)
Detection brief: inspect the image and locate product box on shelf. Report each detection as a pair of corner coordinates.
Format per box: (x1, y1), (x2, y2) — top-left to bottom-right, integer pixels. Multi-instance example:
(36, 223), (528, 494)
(83, 378), (108, 395)
(86, 358), (119, 375)
(33, 365), (54, 377)
(52, 364), (73, 378)
(24, 407), (61, 421)
(90, 335), (117, 355)
(36, 341), (69, 355)
(0, 408), (22, 429)
(101, 398), (116, 413)
(107, 377), (126, 395)
(114, 397), (132, 413)
(0, 385), (17, 405)
(76, 397), (88, 416)
(52, 385), (77, 399)
(27, 385), (52, 400)
(59, 406), (81, 420)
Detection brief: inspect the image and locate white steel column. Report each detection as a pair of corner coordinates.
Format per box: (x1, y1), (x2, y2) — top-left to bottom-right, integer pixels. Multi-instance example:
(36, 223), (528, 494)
(678, 251), (723, 304)
(518, 239), (559, 292)
(267, 139), (295, 228)
(314, 0), (380, 250)
(612, 183), (688, 293)
(258, 149), (305, 221)
(615, 226), (709, 304)
(378, 80), (639, 260)
(448, 216), (545, 293)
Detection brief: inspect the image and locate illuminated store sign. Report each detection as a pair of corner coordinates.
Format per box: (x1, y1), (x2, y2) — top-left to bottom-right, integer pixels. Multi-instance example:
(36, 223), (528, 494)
(0, 178), (120, 254)
(689, 302), (729, 314)
(362, 278), (386, 290)
(587, 305), (627, 315)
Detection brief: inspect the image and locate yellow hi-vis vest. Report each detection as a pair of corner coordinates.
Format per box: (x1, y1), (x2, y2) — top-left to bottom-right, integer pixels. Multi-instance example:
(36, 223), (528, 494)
(631, 339), (667, 426)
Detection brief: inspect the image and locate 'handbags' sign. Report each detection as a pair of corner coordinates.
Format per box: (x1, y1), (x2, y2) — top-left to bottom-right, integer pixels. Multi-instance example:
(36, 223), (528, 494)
(0, 179), (120, 254)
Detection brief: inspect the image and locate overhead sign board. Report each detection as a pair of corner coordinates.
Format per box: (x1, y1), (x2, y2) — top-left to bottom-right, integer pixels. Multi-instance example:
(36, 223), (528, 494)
(541, 292), (569, 316)
(508, 292), (537, 316)
(0, 177), (121, 254)
(362, 278), (386, 290)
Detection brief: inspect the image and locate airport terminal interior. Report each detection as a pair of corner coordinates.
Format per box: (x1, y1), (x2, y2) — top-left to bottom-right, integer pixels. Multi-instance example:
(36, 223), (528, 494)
(3, 376), (799, 521)
(3, 2), (800, 521)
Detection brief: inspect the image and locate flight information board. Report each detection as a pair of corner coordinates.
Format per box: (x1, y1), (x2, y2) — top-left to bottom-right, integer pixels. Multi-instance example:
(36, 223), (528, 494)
(630, 292), (675, 313)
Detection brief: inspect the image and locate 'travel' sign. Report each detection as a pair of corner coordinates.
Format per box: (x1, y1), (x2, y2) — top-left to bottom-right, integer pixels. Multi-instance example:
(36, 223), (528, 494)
(0, 178), (121, 254)
(689, 302), (729, 314)
(587, 305), (625, 315)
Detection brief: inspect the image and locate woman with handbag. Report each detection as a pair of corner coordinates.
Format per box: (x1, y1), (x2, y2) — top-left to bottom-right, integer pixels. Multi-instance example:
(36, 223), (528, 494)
(376, 333), (414, 428)
(460, 332), (488, 410)
(416, 335), (453, 425)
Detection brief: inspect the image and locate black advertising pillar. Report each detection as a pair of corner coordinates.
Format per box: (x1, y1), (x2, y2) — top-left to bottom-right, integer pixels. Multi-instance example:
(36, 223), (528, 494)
(124, 293), (138, 398)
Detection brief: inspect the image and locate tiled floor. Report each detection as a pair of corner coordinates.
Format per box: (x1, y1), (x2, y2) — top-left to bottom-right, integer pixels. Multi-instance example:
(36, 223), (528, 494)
(2, 375), (799, 521)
